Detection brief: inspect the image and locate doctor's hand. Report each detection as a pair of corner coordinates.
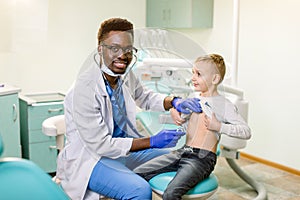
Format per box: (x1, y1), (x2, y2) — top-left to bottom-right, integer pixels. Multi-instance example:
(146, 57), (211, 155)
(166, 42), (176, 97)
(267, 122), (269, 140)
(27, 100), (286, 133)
(172, 97), (202, 114)
(150, 129), (185, 148)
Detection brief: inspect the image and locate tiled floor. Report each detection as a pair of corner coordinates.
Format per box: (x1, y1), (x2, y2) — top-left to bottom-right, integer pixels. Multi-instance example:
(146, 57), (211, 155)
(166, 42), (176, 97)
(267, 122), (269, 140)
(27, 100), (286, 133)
(209, 157), (300, 200)
(153, 157), (300, 200)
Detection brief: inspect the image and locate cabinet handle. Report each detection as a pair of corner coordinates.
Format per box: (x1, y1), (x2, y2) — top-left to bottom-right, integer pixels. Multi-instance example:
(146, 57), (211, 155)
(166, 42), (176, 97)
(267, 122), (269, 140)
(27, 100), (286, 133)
(49, 145), (57, 149)
(163, 9), (166, 20)
(12, 104), (18, 122)
(48, 108), (63, 113)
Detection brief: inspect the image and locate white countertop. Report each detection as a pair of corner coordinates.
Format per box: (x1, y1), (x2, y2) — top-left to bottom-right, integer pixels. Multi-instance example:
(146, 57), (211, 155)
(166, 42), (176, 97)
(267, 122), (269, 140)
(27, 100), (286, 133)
(0, 83), (21, 96)
(19, 92), (65, 105)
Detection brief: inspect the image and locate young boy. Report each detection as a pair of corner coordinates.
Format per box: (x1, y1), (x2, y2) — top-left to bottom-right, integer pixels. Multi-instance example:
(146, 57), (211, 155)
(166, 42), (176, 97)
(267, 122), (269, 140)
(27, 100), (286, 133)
(133, 54), (251, 200)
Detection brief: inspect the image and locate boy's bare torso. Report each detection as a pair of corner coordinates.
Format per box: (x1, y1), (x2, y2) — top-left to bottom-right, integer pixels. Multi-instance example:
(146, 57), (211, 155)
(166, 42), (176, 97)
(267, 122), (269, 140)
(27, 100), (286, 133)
(185, 112), (218, 153)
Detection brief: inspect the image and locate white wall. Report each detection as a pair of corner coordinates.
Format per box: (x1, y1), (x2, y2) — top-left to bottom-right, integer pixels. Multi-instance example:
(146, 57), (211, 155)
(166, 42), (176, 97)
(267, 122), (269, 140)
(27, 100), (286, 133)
(0, 0), (299, 170)
(0, 0), (146, 93)
(238, 0), (300, 170)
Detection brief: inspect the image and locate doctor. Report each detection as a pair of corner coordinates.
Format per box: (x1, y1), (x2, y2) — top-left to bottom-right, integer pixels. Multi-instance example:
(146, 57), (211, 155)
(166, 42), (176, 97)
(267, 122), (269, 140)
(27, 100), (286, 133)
(56, 17), (202, 200)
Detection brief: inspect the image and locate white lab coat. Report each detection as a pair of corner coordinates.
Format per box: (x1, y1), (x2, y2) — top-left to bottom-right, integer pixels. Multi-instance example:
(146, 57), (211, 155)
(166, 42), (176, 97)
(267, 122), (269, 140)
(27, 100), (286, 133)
(56, 59), (167, 200)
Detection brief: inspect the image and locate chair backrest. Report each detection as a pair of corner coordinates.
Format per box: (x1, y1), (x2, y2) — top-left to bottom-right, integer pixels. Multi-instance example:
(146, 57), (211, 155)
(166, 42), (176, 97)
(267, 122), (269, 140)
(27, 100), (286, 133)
(42, 115), (66, 151)
(219, 85), (248, 150)
(0, 130), (69, 199)
(0, 158), (70, 199)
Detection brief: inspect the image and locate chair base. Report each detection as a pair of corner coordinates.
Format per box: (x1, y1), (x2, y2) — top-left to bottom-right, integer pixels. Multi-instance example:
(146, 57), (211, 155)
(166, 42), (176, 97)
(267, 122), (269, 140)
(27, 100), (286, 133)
(152, 188), (217, 200)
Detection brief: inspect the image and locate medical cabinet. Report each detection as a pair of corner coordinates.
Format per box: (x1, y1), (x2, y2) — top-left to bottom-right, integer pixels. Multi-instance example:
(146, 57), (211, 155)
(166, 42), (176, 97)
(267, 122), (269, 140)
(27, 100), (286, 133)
(146, 0), (214, 28)
(19, 92), (64, 173)
(0, 84), (22, 158)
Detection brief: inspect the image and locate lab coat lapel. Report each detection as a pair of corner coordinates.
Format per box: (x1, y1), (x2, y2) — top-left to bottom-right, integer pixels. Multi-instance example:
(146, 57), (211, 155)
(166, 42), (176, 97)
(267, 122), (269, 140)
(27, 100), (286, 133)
(121, 80), (136, 137)
(98, 74), (114, 133)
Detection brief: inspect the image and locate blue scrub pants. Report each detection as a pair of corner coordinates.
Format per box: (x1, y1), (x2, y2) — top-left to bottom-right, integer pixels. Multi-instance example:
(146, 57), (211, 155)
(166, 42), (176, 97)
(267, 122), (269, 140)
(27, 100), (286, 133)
(87, 148), (169, 200)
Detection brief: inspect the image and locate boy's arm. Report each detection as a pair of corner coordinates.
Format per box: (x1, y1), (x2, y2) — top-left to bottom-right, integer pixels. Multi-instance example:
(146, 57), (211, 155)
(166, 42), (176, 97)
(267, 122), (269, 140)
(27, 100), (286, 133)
(218, 103), (251, 140)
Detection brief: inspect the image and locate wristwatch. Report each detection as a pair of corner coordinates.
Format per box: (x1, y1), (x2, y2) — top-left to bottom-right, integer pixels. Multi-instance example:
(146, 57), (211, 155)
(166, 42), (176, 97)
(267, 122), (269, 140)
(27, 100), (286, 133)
(169, 95), (181, 107)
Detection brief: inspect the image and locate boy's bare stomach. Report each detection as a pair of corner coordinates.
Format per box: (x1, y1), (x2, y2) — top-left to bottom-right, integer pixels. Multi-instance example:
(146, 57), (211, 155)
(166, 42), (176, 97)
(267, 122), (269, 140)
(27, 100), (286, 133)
(185, 112), (218, 153)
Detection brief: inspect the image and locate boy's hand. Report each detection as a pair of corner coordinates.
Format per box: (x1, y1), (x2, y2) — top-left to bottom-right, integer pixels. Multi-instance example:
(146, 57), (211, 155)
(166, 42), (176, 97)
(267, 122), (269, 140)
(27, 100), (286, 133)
(170, 108), (185, 125)
(204, 113), (221, 132)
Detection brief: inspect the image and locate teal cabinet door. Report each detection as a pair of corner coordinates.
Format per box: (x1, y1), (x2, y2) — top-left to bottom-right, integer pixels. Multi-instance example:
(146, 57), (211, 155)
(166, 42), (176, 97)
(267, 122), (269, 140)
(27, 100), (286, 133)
(0, 93), (21, 157)
(146, 0), (214, 28)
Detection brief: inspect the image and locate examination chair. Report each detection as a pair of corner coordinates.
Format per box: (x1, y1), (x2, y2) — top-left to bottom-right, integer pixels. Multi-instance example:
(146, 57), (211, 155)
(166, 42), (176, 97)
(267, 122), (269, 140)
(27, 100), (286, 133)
(136, 111), (218, 200)
(0, 133), (69, 200)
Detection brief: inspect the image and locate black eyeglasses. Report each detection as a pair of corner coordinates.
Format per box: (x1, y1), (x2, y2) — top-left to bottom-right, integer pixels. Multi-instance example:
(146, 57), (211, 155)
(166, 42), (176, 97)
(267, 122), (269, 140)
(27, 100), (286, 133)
(101, 43), (138, 55)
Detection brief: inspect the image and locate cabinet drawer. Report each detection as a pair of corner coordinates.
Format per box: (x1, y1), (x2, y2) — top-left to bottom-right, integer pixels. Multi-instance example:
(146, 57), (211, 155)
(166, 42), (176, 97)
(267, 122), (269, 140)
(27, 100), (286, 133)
(29, 129), (55, 143)
(28, 104), (64, 130)
(28, 103), (64, 118)
(29, 141), (58, 173)
(28, 114), (63, 131)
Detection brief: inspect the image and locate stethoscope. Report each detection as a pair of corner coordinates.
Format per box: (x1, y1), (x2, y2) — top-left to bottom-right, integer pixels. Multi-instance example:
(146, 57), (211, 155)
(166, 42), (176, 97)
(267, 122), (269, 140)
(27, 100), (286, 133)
(93, 52), (145, 138)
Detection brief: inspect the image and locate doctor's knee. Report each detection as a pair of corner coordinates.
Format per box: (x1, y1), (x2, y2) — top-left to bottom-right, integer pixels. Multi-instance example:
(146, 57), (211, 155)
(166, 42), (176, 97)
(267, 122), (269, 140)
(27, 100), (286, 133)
(127, 179), (152, 199)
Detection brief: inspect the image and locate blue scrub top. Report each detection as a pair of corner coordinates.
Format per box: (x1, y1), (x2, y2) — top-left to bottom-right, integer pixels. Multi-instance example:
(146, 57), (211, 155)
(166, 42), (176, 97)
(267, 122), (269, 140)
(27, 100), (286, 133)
(105, 78), (128, 138)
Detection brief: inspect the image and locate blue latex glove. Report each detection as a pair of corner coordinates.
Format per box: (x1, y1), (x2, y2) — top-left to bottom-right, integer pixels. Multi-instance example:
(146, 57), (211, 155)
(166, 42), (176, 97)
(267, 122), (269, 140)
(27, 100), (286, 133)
(172, 97), (202, 114)
(150, 129), (186, 148)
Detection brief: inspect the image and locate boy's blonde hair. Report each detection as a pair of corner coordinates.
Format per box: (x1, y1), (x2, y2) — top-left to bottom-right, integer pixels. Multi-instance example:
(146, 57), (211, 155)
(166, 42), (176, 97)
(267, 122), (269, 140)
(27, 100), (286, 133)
(195, 54), (226, 84)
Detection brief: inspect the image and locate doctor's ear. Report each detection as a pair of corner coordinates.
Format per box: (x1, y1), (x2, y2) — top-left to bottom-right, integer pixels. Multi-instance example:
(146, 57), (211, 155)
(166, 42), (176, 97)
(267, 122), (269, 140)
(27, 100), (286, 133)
(98, 46), (102, 55)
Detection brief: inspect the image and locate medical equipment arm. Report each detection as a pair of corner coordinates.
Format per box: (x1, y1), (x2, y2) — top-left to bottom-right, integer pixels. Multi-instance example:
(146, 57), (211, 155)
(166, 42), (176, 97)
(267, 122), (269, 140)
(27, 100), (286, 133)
(150, 129), (185, 148)
(172, 97), (202, 114)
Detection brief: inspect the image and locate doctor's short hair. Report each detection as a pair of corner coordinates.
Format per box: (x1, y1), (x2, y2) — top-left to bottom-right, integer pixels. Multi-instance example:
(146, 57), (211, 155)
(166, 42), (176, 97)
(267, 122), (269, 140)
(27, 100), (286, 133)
(97, 18), (134, 45)
(195, 54), (226, 83)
